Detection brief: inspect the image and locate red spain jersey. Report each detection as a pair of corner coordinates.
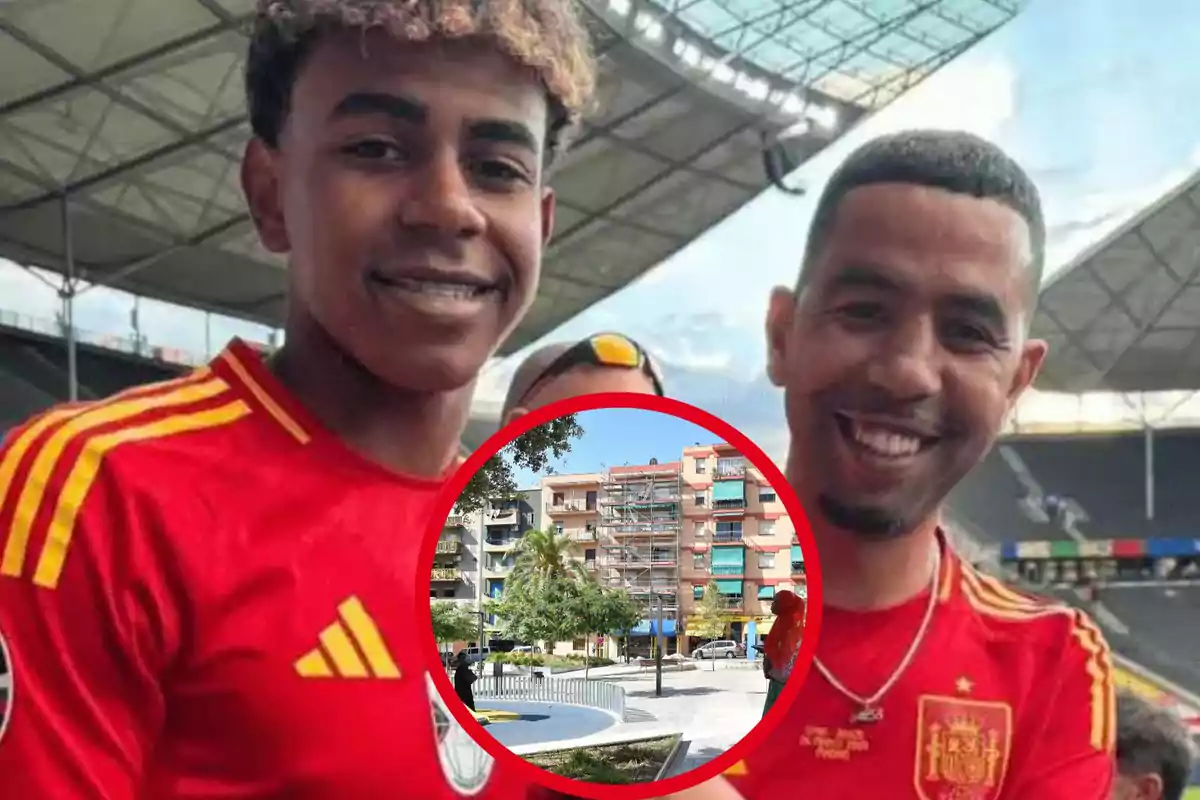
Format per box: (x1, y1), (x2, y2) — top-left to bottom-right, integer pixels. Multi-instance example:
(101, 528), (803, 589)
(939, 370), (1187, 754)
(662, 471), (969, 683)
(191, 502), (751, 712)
(726, 533), (1116, 800)
(0, 340), (529, 799)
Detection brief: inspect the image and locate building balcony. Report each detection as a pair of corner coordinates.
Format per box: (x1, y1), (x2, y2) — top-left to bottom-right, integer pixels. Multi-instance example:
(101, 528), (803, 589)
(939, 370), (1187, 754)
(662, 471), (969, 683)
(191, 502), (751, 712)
(584, 560), (597, 571)
(431, 567), (461, 582)
(483, 565), (513, 578)
(710, 564), (744, 576)
(564, 528), (598, 542)
(484, 537), (520, 550)
(712, 501), (747, 515)
(445, 514), (468, 528)
(546, 499), (595, 514)
(485, 508), (519, 526)
(714, 459), (746, 479)
(713, 532), (743, 544)
(435, 540), (462, 555)
(717, 596), (744, 610)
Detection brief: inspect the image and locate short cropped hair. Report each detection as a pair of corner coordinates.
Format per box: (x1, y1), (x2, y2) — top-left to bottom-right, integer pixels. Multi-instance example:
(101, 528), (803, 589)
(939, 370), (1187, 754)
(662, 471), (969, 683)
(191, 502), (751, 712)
(801, 130), (1045, 301)
(1116, 690), (1196, 800)
(247, 0), (597, 164)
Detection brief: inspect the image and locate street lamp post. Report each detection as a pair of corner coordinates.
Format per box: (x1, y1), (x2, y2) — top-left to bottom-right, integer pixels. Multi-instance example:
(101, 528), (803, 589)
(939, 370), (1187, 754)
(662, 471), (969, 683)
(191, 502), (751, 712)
(654, 594), (664, 698)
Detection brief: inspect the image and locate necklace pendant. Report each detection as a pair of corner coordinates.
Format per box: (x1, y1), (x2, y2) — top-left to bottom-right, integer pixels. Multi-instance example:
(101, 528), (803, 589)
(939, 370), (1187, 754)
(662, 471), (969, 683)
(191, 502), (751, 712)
(851, 706), (883, 725)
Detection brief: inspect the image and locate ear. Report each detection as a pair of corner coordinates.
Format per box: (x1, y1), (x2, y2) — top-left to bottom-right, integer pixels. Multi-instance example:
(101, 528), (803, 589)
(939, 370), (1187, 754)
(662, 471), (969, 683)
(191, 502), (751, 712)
(1007, 338), (1048, 403)
(1132, 772), (1163, 800)
(765, 286), (797, 388)
(540, 187), (556, 246)
(241, 138), (290, 254)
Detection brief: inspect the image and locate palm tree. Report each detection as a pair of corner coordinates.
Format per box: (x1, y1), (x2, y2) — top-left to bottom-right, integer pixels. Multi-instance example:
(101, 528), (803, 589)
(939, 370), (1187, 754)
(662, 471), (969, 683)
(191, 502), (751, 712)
(510, 525), (587, 585)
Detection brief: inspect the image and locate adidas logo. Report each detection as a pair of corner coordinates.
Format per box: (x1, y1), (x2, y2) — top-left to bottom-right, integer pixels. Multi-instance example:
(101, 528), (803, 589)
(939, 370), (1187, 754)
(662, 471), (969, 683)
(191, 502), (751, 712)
(293, 596), (401, 680)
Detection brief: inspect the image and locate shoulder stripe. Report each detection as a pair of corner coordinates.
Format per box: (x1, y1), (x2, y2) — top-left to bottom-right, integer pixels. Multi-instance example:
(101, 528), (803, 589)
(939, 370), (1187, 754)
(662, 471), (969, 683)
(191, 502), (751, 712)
(0, 369), (212, 515)
(0, 370), (213, 577)
(219, 351), (310, 445)
(32, 400), (252, 589)
(1, 375), (230, 581)
(1070, 610), (1116, 753)
(960, 565), (1063, 617)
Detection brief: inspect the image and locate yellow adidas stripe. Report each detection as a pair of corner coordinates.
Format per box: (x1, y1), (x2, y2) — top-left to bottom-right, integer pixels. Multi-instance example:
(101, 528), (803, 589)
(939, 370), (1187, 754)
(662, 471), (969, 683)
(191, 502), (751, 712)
(294, 598), (401, 680)
(220, 350), (309, 445)
(319, 621), (369, 678)
(338, 596), (400, 678)
(1071, 611), (1116, 753)
(961, 575), (1114, 753)
(0, 371), (218, 580)
(33, 400), (252, 589)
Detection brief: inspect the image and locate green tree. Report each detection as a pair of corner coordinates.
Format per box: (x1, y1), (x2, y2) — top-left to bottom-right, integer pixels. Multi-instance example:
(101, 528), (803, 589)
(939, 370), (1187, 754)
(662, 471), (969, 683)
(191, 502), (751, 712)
(572, 581), (643, 679)
(431, 601), (479, 659)
(456, 416), (584, 513)
(688, 581), (729, 672)
(485, 572), (586, 654)
(511, 525), (586, 584)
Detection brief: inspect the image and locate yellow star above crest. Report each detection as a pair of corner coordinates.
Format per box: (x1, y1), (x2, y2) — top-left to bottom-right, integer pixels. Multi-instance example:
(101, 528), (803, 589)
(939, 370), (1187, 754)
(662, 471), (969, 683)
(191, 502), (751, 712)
(955, 676), (974, 694)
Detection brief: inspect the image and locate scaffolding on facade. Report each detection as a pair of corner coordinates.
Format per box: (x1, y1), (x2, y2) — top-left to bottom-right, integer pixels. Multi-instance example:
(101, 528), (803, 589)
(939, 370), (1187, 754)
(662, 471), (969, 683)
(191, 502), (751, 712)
(597, 462), (683, 622)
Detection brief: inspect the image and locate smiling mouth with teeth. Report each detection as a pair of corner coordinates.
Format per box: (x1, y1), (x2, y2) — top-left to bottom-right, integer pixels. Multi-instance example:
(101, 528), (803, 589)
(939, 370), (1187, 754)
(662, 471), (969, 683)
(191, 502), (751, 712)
(370, 273), (501, 300)
(834, 413), (936, 460)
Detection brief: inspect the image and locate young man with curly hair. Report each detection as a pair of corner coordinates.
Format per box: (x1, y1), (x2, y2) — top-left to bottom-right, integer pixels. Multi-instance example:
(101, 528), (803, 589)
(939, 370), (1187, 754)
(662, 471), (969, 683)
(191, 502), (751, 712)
(0, 1), (594, 796)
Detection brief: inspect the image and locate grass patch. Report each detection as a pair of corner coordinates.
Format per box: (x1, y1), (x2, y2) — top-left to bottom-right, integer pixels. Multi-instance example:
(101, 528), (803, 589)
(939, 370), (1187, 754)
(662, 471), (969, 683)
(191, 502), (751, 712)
(525, 736), (679, 784)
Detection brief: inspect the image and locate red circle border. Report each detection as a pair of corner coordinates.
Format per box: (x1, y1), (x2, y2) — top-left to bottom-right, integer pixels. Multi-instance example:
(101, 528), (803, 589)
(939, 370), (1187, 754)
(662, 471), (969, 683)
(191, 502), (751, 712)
(416, 392), (824, 799)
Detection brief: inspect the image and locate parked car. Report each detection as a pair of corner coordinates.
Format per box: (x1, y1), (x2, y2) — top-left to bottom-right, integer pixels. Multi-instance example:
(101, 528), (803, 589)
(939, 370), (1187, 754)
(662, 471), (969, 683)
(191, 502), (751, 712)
(692, 640), (744, 659)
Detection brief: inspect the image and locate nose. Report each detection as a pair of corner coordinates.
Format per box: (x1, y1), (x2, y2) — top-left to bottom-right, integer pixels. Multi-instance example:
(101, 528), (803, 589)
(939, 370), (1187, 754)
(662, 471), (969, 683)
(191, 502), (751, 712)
(398, 151), (487, 237)
(864, 317), (942, 401)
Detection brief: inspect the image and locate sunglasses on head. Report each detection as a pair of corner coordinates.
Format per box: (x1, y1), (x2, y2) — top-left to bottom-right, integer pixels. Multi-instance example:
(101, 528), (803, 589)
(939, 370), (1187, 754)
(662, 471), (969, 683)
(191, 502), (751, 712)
(533, 333), (665, 397)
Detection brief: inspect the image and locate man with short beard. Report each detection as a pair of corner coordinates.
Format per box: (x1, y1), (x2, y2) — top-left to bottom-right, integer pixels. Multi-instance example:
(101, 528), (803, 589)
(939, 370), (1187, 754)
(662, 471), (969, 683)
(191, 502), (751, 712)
(714, 130), (1116, 798)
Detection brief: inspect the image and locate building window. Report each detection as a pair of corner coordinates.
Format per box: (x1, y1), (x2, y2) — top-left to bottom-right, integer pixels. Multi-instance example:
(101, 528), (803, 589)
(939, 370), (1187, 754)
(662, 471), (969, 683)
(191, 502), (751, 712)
(693, 552), (707, 569)
(555, 522), (564, 536)
(759, 489), (777, 503)
(693, 585), (704, 599)
(572, 638), (586, 651)
(757, 552), (775, 569)
(553, 492), (564, 505)
(694, 458), (707, 473)
(760, 520), (776, 538)
(758, 585), (775, 600)
(694, 521), (705, 537)
(694, 493), (706, 507)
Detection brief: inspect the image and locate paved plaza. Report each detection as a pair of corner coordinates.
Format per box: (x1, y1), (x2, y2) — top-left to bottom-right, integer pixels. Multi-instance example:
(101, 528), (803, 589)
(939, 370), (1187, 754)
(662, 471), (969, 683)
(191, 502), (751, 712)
(495, 660), (771, 773)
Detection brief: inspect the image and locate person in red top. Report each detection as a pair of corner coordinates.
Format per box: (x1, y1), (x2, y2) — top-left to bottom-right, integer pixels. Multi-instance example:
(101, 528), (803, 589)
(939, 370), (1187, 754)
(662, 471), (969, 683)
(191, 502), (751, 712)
(0, 0), (595, 797)
(707, 130), (1117, 798)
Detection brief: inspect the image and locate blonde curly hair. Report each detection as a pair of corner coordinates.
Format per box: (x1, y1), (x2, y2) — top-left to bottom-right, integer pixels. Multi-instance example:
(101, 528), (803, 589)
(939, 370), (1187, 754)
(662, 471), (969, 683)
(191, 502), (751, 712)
(247, 0), (597, 162)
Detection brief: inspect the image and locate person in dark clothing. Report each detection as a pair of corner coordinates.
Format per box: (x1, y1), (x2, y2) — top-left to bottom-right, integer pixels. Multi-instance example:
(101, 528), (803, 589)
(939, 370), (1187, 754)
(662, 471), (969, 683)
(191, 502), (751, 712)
(453, 653), (477, 712)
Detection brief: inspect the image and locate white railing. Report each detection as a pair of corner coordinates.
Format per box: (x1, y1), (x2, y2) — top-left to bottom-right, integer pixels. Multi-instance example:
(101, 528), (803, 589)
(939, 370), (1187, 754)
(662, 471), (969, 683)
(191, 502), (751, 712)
(474, 675), (626, 719)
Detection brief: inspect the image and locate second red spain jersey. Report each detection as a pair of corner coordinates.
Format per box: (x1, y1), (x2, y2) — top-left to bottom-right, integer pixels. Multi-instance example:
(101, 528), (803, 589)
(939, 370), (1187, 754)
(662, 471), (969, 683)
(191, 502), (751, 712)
(0, 339), (532, 799)
(726, 534), (1116, 800)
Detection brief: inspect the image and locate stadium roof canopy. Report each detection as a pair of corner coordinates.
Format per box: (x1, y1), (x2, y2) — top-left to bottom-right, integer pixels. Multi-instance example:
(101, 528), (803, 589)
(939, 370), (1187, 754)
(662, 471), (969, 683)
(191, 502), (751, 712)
(0, 0), (1022, 355)
(1033, 168), (1200, 394)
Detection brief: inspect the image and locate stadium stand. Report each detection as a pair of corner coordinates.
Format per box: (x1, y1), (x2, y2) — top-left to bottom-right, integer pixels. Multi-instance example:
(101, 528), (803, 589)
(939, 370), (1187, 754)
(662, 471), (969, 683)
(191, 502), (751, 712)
(0, 325), (180, 405)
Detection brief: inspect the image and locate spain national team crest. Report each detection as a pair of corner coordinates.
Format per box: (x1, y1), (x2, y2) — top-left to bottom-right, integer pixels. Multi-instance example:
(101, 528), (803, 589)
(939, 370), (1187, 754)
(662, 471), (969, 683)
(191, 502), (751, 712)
(426, 673), (494, 796)
(914, 695), (1012, 800)
(0, 627), (12, 745)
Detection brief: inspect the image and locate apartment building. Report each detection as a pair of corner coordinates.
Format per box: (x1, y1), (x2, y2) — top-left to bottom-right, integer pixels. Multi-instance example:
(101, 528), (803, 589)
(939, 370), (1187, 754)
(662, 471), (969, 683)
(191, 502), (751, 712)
(432, 509), (482, 603)
(480, 488), (541, 631)
(678, 443), (805, 651)
(598, 460), (683, 655)
(541, 472), (604, 575)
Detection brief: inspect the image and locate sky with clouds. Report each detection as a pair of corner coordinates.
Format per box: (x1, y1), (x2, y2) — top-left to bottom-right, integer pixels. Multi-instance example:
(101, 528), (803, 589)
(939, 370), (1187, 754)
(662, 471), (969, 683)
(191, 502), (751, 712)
(4, 0), (1200, 463)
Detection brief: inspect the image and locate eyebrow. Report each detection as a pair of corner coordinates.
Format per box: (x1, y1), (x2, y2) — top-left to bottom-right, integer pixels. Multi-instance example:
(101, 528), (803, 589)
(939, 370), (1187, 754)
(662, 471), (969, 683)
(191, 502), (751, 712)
(330, 91), (539, 153)
(828, 263), (1009, 330)
(331, 91), (426, 124)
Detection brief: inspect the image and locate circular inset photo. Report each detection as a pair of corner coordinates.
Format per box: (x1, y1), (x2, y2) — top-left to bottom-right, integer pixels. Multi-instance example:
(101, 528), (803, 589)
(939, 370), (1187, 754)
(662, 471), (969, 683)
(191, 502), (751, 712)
(418, 393), (822, 799)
